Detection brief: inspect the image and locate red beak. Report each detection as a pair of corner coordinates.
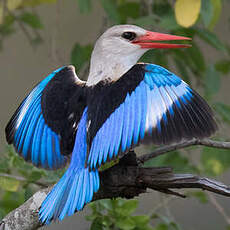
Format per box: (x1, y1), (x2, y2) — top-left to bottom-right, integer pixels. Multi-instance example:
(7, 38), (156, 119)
(132, 31), (191, 49)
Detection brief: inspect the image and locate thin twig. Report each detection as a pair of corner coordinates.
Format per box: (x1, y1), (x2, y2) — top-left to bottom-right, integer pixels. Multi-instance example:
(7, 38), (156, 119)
(138, 138), (230, 163)
(49, 0), (64, 64)
(151, 196), (176, 213)
(207, 193), (230, 225)
(147, 0), (153, 15)
(0, 173), (49, 188)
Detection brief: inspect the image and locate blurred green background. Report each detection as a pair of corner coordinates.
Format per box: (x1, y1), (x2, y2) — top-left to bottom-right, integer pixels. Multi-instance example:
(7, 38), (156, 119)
(1, 0), (230, 229)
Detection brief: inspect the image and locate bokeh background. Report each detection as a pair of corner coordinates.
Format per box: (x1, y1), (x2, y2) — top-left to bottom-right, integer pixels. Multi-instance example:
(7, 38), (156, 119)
(1, 0), (230, 229)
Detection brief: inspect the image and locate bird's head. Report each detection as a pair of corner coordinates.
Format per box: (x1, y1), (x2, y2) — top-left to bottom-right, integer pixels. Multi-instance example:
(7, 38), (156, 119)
(87, 25), (191, 86)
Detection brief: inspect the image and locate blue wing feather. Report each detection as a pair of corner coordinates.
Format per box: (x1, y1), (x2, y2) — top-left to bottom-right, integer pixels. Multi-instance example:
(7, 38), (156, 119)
(133, 86), (142, 144)
(114, 102), (125, 156)
(7, 67), (66, 169)
(108, 112), (118, 159)
(87, 64), (217, 169)
(122, 93), (131, 152)
(127, 91), (135, 148)
(103, 115), (113, 162)
(139, 81), (147, 139)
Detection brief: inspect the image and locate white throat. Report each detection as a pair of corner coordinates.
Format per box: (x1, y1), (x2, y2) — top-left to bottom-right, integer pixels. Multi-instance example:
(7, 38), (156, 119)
(86, 40), (147, 86)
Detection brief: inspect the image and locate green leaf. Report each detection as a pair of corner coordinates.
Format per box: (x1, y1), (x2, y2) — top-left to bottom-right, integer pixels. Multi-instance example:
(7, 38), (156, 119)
(187, 191), (208, 203)
(101, 215), (112, 227)
(204, 65), (220, 99)
(171, 48), (200, 76)
(116, 217), (136, 230)
(77, 0), (91, 13)
(201, 0), (222, 30)
(215, 59), (230, 74)
(201, 0), (212, 28)
(134, 15), (158, 27)
(99, 0), (120, 23)
(214, 102), (230, 124)
(97, 199), (113, 211)
(186, 42), (206, 73)
(173, 57), (190, 84)
(0, 191), (25, 213)
(20, 12), (43, 29)
(0, 15), (15, 35)
(196, 29), (226, 52)
(0, 152), (11, 173)
(158, 14), (181, 30)
(0, 176), (20, 192)
(0, 208), (6, 220)
(90, 217), (104, 230)
(118, 199), (138, 216)
(153, 1), (172, 16)
(118, 2), (140, 23)
(4, 15), (15, 26)
(201, 147), (230, 176)
(132, 215), (150, 227)
(71, 43), (92, 74)
(155, 223), (169, 230)
(28, 170), (42, 182)
(209, 0), (221, 30)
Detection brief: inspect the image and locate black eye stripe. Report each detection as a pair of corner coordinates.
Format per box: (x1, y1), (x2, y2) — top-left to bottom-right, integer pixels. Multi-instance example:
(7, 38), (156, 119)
(121, 32), (136, 41)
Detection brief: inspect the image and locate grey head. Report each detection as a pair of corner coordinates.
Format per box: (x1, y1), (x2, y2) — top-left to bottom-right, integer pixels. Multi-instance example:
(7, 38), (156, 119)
(86, 24), (191, 86)
(87, 25), (148, 86)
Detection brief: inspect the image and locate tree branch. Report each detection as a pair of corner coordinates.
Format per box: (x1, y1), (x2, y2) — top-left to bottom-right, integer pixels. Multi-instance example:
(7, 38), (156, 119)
(1, 146), (230, 230)
(139, 138), (230, 163)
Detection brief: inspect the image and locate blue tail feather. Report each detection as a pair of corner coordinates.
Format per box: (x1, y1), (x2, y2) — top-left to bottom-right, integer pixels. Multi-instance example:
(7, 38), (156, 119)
(39, 109), (100, 224)
(39, 166), (99, 224)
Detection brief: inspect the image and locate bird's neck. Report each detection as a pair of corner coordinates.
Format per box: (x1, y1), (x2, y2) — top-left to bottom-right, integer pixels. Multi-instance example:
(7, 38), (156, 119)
(86, 49), (145, 86)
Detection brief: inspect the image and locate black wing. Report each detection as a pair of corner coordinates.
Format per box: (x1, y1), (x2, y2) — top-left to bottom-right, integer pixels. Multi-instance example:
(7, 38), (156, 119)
(5, 66), (86, 169)
(86, 64), (217, 169)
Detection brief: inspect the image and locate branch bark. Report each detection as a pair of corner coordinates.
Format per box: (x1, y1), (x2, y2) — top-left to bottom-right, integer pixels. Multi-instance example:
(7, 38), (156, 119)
(1, 139), (230, 230)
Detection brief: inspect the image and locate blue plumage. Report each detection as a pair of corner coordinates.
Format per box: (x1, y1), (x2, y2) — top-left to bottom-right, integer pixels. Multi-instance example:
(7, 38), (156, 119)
(5, 62), (217, 225)
(39, 109), (100, 224)
(11, 67), (66, 169)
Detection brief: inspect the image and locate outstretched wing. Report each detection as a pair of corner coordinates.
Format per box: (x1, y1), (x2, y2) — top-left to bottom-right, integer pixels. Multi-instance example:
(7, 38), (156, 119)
(87, 63), (217, 169)
(5, 66), (86, 169)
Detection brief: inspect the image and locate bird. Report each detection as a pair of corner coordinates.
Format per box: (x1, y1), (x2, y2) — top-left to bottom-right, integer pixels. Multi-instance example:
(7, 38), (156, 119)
(5, 24), (217, 224)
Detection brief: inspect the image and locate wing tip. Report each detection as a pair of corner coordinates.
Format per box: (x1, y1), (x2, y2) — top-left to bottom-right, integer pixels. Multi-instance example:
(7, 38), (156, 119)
(5, 119), (15, 144)
(143, 86), (218, 146)
(161, 92), (218, 144)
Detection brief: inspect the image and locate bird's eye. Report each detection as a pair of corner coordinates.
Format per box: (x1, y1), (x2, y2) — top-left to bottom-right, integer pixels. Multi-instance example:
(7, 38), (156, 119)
(121, 32), (136, 41)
